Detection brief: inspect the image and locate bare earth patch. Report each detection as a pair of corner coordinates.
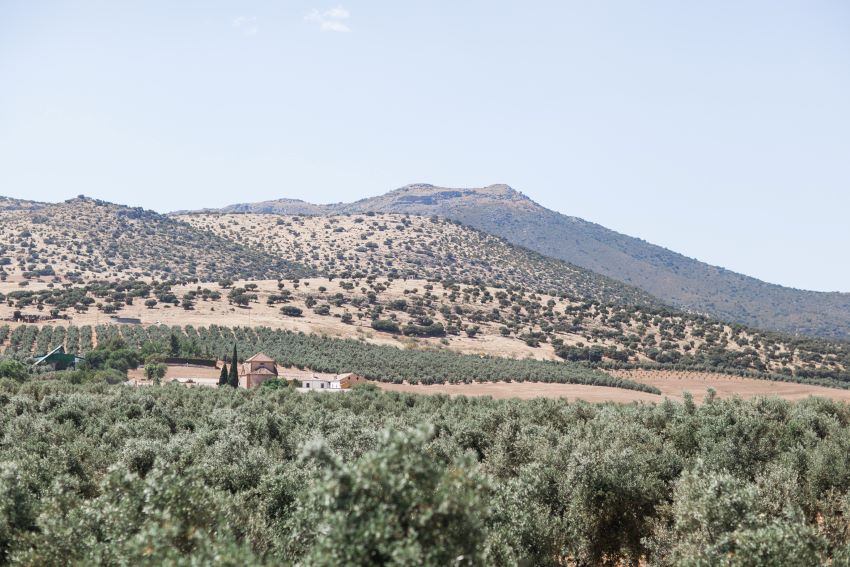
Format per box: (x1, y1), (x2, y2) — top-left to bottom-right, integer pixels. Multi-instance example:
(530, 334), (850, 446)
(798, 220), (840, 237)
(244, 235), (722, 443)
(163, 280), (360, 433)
(376, 370), (850, 404)
(376, 381), (664, 403)
(609, 369), (850, 403)
(128, 364), (222, 387)
(128, 364), (343, 388)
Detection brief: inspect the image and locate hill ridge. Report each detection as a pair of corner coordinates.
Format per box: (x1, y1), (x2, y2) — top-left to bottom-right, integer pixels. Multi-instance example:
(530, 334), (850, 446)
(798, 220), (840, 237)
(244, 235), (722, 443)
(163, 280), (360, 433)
(0, 196), (312, 282)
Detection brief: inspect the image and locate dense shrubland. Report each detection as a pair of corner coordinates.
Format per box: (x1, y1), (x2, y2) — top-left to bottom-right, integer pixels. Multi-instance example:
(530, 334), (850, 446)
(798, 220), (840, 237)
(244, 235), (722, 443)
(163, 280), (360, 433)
(2, 383), (850, 564)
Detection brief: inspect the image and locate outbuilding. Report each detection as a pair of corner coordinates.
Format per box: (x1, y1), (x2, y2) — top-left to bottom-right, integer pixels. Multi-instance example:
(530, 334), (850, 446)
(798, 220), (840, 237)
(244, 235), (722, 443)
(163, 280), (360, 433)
(300, 372), (367, 391)
(32, 345), (83, 371)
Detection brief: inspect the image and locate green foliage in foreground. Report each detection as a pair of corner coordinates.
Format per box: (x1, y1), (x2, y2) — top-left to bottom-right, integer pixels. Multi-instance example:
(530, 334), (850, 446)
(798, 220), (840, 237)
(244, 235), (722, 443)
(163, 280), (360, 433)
(0, 360), (28, 383)
(3, 384), (850, 565)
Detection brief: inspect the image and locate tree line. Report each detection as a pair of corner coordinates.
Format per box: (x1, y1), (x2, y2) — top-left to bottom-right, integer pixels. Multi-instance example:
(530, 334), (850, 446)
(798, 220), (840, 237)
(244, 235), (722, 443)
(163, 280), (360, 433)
(1, 382), (850, 564)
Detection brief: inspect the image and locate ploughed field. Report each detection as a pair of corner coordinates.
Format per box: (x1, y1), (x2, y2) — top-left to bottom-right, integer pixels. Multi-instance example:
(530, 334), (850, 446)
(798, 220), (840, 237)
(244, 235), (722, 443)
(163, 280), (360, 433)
(376, 369), (850, 403)
(607, 369), (850, 402)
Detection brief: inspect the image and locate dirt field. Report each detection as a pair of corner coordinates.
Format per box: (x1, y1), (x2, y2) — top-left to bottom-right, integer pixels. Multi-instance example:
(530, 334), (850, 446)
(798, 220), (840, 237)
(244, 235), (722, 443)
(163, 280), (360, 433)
(375, 370), (850, 404)
(375, 381), (665, 403)
(128, 364), (222, 387)
(128, 364), (341, 388)
(608, 369), (850, 403)
(130, 365), (850, 405)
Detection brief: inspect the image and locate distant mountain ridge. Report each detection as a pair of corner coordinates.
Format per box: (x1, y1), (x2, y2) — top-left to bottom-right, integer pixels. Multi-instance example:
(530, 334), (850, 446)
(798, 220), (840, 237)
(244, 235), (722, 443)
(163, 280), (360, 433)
(191, 184), (850, 339)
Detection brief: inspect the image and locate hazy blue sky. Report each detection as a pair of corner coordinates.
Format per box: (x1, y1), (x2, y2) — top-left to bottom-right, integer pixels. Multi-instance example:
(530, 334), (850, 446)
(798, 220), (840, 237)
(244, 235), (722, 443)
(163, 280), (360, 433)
(1, 1), (848, 292)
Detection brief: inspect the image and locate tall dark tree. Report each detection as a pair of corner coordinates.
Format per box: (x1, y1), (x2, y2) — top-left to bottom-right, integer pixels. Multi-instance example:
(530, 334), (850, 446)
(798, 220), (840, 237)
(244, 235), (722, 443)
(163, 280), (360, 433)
(169, 333), (180, 357)
(228, 344), (239, 388)
(218, 362), (228, 387)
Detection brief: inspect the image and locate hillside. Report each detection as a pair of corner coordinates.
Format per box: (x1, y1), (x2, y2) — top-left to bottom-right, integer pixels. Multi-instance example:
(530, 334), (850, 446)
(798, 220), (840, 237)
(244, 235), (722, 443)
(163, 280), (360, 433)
(174, 213), (848, 382)
(2, 276), (848, 383)
(0, 196), (48, 212)
(7, 206), (829, 383)
(1, 199), (848, 384)
(0, 197), (310, 283)
(178, 212), (660, 307)
(209, 184), (850, 339)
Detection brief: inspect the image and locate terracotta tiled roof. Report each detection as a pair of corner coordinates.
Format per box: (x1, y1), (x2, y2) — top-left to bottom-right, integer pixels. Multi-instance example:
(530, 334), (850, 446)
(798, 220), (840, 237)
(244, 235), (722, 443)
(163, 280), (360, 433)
(241, 366), (277, 376)
(245, 352), (275, 363)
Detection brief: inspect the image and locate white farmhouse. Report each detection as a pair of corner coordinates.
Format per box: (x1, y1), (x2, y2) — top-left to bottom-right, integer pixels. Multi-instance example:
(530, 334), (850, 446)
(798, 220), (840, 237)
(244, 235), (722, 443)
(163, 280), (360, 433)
(300, 373), (367, 391)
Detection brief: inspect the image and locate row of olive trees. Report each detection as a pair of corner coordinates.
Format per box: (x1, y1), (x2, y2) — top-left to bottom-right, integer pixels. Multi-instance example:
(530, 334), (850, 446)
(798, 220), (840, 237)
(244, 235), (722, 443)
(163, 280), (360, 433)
(2, 382), (850, 564)
(2, 323), (658, 393)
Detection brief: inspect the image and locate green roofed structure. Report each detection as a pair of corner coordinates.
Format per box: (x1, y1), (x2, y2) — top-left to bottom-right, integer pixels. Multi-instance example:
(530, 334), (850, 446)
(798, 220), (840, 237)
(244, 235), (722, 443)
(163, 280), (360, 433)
(32, 345), (83, 371)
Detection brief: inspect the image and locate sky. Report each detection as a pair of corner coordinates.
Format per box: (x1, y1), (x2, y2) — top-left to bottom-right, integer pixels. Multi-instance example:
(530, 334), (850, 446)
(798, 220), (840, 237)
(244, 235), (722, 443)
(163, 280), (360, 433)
(1, 1), (849, 292)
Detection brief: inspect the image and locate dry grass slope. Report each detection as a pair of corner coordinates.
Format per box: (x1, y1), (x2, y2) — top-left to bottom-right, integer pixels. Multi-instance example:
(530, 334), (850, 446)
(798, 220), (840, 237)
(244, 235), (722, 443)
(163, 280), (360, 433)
(179, 212), (660, 307)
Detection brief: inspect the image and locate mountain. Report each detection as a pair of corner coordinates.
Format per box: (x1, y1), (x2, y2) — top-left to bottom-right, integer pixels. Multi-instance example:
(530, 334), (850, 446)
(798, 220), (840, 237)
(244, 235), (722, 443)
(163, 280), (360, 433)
(3, 204), (846, 383)
(0, 196), (311, 283)
(176, 211), (850, 381)
(200, 184), (850, 339)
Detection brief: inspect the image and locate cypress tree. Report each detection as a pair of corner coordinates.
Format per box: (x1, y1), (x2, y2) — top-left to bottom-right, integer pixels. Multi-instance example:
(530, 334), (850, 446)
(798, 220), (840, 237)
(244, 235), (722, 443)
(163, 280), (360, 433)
(218, 362), (228, 387)
(228, 344), (239, 388)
